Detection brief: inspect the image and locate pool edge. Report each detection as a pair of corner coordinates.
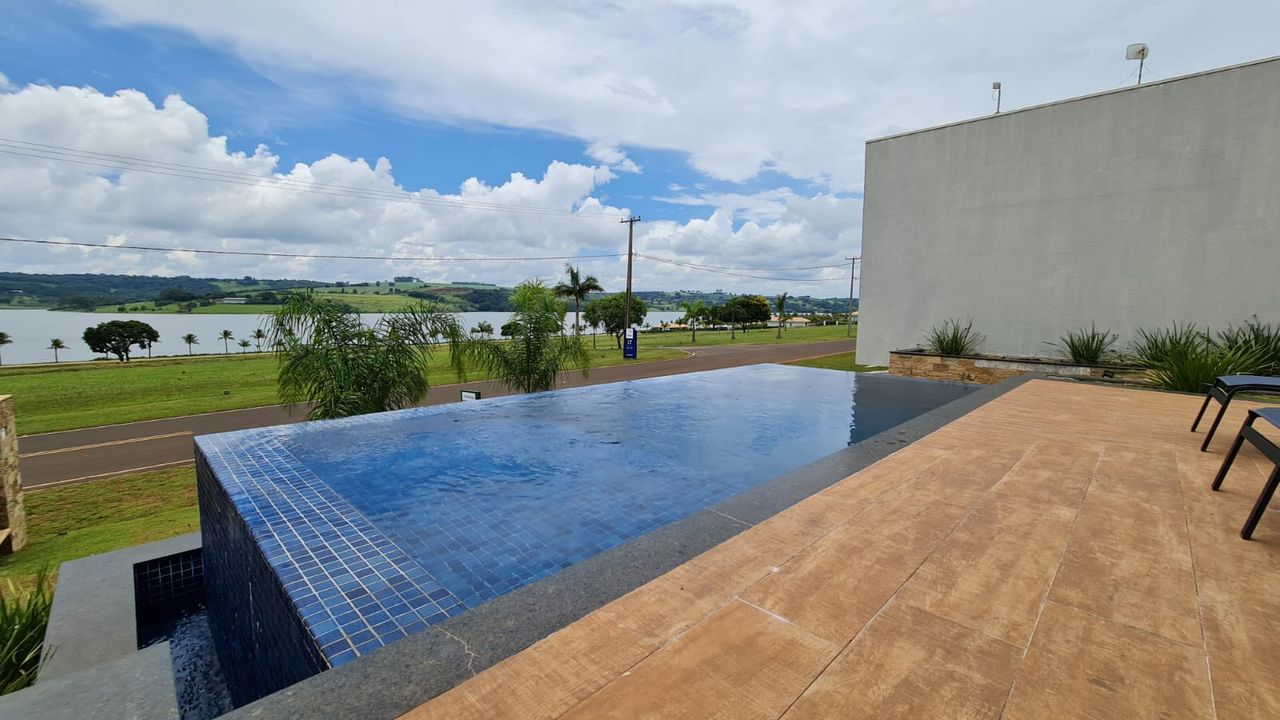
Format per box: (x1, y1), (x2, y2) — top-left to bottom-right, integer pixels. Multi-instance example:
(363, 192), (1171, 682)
(225, 373), (1035, 720)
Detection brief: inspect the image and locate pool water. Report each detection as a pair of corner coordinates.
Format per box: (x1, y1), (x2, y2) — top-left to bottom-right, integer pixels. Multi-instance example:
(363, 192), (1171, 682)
(197, 365), (973, 672)
(281, 365), (968, 608)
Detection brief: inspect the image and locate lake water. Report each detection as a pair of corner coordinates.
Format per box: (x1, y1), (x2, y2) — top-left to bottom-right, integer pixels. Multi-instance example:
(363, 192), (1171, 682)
(0, 309), (686, 366)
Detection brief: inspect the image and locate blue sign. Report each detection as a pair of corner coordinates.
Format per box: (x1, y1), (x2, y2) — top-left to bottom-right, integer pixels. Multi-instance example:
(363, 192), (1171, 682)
(623, 327), (637, 359)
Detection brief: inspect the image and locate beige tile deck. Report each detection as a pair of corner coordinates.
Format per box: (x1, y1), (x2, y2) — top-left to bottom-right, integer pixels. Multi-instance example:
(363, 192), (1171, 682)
(402, 379), (1280, 720)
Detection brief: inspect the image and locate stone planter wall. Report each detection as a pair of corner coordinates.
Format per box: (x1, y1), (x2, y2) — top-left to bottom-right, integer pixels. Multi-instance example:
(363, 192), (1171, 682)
(0, 395), (27, 554)
(889, 350), (1148, 386)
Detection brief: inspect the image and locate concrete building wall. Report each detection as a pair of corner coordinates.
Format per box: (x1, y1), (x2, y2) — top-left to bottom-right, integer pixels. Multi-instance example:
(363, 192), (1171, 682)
(857, 56), (1280, 365)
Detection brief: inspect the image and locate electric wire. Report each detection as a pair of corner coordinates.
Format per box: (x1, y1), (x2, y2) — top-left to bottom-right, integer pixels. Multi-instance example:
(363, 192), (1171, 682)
(0, 236), (625, 263)
(0, 137), (621, 220)
(636, 253), (849, 282)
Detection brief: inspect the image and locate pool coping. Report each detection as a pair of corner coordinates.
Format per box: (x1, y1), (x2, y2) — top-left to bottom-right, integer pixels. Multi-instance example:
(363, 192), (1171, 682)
(226, 373), (1035, 719)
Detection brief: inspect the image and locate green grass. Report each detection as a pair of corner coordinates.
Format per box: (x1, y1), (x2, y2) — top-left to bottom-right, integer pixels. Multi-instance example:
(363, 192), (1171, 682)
(0, 346), (687, 435)
(643, 323), (854, 348)
(0, 467), (200, 598)
(2, 325), (852, 435)
(785, 351), (884, 372)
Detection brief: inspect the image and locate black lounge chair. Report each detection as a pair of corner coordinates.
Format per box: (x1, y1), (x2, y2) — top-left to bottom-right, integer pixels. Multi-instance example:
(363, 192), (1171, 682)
(1191, 375), (1280, 451)
(1212, 407), (1280, 539)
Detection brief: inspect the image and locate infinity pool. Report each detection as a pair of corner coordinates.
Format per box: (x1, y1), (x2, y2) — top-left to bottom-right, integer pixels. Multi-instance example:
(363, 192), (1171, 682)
(196, 364), (974, 702)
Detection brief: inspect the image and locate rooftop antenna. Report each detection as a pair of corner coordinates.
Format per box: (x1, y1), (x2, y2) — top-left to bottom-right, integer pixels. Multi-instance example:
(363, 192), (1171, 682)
(1126, 43), (1149, 85)
(992, 81), (1002, 113)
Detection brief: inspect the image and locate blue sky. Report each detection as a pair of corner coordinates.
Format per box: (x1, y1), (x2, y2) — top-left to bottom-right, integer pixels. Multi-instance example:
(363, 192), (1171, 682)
(0, 2), (822, 227)
(0, 1), (1275, 291)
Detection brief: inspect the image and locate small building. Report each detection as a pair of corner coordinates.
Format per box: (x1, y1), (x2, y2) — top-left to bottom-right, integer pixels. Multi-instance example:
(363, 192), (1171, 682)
(220, 297), (248, 304)
(771, 315), (812, 328)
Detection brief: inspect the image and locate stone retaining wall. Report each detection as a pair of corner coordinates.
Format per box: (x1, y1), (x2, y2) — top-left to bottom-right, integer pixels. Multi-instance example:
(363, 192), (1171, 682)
(889, 351), (1148, 385)
(0, 395), (26, 554)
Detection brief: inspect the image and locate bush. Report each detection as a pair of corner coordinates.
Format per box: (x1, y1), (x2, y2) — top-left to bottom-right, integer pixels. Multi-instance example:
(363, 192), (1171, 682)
(1217, 316), (1280, 375)
(1128, 323), (1208, 367)
(1050, 324), (1118, 365)
(1, 567), (55, 695)
(1131, 322), (1269, 392)
(924, 318), (985, 356)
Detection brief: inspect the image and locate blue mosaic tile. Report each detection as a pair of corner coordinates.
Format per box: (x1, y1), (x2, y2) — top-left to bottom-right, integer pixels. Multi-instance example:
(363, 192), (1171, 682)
(197, 365), (976, 692)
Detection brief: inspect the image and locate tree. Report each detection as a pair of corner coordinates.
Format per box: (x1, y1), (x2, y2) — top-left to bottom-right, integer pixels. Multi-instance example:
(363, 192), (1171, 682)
(157, 287), (196, 303)
(238, 339), (252, 353)
(182, 333), (198, 355)
(775, 292), (790, 339)
(714, 295), (770, 339)
(272, 292), (462, 420)
(219, 329), (234, 354)
(553, 264), (604, 336)
(0, 332), (10, 366)
(583, 294), (648, 348)
(251, 328), (267, 351)
(679, 299), (709, 344)
(470, 321), (494, 338)
(454, 281), (590, 394)
(48, 338), (66, 362)
(82, 320), (159, 361)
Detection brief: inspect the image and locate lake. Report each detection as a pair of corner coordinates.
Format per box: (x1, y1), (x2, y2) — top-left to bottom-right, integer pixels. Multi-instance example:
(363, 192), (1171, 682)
(0, 310), (686, 366)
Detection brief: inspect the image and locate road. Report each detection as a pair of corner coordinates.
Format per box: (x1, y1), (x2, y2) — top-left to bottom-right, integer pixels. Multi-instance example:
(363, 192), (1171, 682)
(18, 339), (854, 489)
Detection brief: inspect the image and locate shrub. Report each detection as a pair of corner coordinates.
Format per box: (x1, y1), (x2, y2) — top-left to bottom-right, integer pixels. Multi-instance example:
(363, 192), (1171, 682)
(1050, 324), (1118, 365)
(924, 318), (985, 356)
(1131, 322), (1269, 392)
(1127, 323), (1209, 367)
(1, 568), (55, 695)
(1217, 316), (1280, 375)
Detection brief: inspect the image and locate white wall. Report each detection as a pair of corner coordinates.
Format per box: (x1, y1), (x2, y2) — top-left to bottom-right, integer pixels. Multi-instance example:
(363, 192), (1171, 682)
(857, 57), (1280, 366)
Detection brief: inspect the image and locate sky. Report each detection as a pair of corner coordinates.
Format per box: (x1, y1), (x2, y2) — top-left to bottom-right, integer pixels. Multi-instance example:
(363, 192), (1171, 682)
(0, 1), (1276, 295)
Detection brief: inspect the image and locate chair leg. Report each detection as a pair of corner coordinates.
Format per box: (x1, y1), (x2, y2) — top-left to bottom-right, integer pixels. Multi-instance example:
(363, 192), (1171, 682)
(1191, 391), (1214, 431)
(1212, 423), (1250, 490)
(1201, 392), (1234, 452)
(1241, 466), (1280, 540)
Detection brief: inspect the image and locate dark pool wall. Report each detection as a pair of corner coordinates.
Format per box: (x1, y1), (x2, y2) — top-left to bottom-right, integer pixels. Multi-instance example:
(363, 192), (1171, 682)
(196, 451), (328, 706)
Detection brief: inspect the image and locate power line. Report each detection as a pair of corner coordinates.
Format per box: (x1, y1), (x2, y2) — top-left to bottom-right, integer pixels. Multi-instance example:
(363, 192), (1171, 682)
(636, 253), (850, 282)
(0, 236), (626, 263)
(0, 137), (622, 220)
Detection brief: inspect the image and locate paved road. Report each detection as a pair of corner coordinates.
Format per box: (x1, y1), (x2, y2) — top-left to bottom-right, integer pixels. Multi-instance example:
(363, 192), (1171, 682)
(18, 340), (854, 489)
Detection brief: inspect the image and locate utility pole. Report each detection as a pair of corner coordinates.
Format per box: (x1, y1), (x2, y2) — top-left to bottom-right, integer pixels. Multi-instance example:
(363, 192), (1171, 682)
(621, 216), (641, 329)
(845, 256), (859, 337)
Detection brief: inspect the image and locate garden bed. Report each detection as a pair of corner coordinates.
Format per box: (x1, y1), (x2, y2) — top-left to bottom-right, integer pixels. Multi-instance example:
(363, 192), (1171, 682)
(889, 349), (1148, 385)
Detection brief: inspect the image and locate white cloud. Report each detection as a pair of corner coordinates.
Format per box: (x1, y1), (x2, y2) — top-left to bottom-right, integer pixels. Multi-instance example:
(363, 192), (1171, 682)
(0, 71), (10, 90)
(77, 0), (1280, 191)
(585, 141), (641, 174)
(0, 82), (856, 294)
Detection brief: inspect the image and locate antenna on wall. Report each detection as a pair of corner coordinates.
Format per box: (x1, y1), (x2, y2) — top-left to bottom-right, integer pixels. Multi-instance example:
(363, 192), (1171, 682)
(992, 81), (1002, 113)
(1126, 43), (1149, 85)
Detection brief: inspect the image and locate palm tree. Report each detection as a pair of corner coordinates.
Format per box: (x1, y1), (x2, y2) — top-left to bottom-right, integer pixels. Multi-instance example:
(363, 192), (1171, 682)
(680, 299), (708, 344)
(454, 281), (590, 394)
(553, 264), (604, 336)
(48, 338), (66, 362)
(182, 333), (198, 355)
(219, 329), (234, 354)
(251, 328), (267, 351)
(470, 321), (494, 338)
(775, 292), (790, 339)
(0, 331), (10, 366)
(238, 339), (252, 354)
(272, 292), (462, 420)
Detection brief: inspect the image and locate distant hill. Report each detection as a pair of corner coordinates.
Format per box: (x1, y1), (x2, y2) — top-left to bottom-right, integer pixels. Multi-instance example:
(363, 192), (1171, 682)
(0, 272), (857, 315)
(0, 272), (324, 309)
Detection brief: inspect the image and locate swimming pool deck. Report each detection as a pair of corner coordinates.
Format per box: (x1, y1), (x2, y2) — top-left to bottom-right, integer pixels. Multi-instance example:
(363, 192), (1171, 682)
(401, 379), (1280, 719)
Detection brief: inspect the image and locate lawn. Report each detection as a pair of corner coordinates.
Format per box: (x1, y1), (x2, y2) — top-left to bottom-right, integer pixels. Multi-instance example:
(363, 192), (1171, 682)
(642, 322), (855, 348)
(0, 346), (687, 435)
(785, 351), (884, 372)
(0, 467), (199, 597)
